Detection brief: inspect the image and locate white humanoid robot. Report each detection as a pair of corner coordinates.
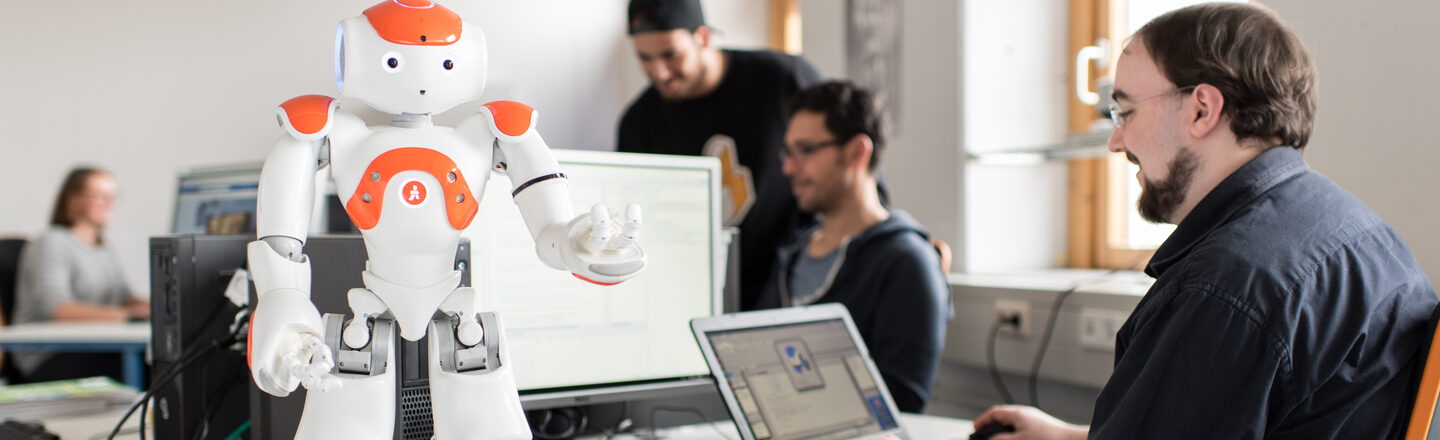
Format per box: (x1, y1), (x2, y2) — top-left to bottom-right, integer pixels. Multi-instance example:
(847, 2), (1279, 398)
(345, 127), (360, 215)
(246, 1), (645, 438)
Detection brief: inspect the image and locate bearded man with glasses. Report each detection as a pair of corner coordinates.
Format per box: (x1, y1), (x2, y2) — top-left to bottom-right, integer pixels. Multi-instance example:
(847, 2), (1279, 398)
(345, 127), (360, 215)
(973, 3), (1437, 439)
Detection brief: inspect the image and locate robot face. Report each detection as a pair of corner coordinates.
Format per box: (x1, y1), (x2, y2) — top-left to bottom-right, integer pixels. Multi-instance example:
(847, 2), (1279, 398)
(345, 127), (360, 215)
(336, 0), (487, 115)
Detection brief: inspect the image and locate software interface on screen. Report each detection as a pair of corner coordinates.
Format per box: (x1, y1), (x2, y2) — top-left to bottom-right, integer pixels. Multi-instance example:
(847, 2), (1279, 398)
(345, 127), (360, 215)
(173, 168), (261, 235)
(465, 152), (718, 393)
(706, 320), (898, 440)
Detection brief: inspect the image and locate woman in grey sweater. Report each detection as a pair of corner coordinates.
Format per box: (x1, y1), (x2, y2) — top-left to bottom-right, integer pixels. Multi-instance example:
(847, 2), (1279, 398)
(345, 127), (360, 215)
(12, 167), (149, 383)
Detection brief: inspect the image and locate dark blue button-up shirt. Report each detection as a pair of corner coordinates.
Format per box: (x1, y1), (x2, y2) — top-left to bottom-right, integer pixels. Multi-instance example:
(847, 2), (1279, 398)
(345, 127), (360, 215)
(1090, 147), (1438, 439)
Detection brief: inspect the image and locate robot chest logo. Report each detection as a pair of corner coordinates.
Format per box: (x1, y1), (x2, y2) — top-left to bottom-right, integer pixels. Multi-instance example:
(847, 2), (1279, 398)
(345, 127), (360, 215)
(399, 180), (428, 207)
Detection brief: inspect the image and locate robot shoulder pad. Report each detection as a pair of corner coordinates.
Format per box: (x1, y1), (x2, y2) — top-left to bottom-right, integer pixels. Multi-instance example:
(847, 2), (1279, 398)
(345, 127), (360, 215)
(479, 100), (538, 142)
(276, 95), (340, 141)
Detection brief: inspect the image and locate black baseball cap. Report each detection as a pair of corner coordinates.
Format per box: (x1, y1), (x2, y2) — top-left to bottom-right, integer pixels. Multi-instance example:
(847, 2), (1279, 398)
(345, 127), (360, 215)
(627, 0), (707, 35)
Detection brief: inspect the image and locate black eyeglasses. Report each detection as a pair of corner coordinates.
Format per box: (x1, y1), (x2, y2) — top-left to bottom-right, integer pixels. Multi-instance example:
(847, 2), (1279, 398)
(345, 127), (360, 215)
(1108, 85), (1196, 127)
(779, 140), (841, 164)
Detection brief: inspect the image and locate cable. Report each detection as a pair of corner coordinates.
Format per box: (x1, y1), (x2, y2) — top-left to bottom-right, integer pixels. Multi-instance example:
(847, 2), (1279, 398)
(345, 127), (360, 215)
(1028, 261), (1144, 409)
(108, 308), (249, 440)
(138, 396), (147, 440)
(985, 320), (1016, 404)
(193, 374), (245, 440)
(223, 420), (250, 440)
(1028, 285), (1079, 408)
(578, 401), (631, 439)
(110, 335), (230, 439)
(647, 405), (732, 440)
(109, 339), (224, 439)
(528, 407), (588, 440)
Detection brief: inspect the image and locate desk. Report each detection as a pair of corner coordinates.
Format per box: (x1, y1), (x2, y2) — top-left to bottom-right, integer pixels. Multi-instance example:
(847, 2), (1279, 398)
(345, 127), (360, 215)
(588, 413), (974, 440)
(0, 322), (150, 388)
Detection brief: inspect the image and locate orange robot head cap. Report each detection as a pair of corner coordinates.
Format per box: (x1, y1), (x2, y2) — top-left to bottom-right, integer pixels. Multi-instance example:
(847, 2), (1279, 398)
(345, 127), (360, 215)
(363, 0), (463, 46)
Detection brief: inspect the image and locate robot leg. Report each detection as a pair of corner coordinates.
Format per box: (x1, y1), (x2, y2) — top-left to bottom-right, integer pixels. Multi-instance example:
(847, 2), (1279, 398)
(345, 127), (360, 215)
(293, 290), (398, 440)
(428, 287), (531, 439)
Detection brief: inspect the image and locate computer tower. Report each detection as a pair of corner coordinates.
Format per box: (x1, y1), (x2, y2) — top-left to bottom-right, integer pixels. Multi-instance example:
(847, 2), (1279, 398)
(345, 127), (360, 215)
(246, 236), (469, 440)
(151, 235), (468, 440)
(149, 235), (253, 440)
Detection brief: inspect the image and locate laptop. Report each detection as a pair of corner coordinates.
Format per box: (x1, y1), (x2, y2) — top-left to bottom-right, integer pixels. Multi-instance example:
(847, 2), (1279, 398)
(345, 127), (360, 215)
(691, 303), (909, 440)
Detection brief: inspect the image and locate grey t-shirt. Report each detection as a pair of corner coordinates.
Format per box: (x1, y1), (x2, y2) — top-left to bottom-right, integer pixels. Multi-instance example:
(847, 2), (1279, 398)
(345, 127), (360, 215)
(12, 226), (131, 374)
(788, 238), (844, 306)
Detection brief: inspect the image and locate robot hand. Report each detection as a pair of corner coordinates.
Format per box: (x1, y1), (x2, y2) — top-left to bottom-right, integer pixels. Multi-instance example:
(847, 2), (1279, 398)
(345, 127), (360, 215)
(268, 333), (342, 394)
(248, 287), (343, 397)
(561, 203), (646, 285)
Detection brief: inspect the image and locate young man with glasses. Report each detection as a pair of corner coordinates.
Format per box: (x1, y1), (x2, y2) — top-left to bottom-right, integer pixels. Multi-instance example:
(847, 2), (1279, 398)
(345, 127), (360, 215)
(620, 0), (904, 311)
(753, 81), (951, 413)
(973, 4), (1437, 439)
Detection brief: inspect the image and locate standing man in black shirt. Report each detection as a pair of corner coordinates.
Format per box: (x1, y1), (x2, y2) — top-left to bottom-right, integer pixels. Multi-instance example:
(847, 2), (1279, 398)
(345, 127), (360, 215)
(973, 3), (1437, 439)
(618, 0), (823, 310)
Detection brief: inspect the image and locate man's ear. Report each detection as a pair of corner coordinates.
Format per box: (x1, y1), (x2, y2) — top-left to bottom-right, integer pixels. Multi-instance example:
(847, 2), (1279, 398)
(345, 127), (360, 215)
(694, 26), (712, 49)
(846, 135), (874, 171)
(1189, 84), (1225, 138)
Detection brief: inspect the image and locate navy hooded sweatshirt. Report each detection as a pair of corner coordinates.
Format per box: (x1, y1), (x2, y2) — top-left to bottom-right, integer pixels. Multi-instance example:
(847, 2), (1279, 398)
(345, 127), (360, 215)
(755, 210), (953, 413)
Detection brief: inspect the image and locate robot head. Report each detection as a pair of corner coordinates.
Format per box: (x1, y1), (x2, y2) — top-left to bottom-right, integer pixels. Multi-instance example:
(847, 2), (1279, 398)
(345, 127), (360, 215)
(336, 0), (487, 115)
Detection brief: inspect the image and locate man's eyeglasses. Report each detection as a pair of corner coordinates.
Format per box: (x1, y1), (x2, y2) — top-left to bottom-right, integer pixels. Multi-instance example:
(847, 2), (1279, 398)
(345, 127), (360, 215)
(1108, 85), (1196, 127)
(779, 140), (841, 164)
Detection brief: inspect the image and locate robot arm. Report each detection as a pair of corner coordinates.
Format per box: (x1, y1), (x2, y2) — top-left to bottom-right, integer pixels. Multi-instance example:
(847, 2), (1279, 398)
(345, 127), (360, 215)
(246, 95), (343, 396)
(473, 101), (645, 284)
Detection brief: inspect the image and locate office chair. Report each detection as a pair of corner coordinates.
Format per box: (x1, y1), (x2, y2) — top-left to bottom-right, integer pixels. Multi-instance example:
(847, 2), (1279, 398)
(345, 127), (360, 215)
(0, 238), (27, 383)
(0, 238), (26, 325)
(1406, 304), (1440, 440)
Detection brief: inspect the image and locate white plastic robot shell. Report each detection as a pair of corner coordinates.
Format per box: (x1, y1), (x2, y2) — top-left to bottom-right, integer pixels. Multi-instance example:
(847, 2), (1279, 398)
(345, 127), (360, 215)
(335, 15), (488, 115)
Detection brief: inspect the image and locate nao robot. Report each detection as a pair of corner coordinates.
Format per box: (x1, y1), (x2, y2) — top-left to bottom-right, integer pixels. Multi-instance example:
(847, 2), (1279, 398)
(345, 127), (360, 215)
(245, 1), (645, 438)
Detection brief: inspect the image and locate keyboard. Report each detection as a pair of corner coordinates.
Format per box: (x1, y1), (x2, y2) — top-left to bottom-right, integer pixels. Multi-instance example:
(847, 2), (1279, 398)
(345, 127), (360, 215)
(0, 420), (60, 440)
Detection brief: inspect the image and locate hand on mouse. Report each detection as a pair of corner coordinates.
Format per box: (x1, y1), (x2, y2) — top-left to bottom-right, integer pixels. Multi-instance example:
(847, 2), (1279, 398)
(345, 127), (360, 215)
(972, 405), (1088, 440)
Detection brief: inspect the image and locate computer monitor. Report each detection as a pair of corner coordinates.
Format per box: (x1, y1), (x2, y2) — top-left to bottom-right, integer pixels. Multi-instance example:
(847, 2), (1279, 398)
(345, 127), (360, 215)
(172, 163), (354, 235)
(463, 149), (724, 409)
(172, 165), (262, 235)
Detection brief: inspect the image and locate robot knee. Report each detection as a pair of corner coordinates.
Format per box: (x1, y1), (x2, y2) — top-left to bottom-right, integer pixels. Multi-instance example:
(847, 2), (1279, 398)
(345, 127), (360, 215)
(431, 311), (502, 374)
(323, 313), (394, 376)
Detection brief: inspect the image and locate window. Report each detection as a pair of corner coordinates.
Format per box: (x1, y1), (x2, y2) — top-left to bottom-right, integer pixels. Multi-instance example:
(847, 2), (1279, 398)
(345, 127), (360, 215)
(1067, 0), (1244, 270)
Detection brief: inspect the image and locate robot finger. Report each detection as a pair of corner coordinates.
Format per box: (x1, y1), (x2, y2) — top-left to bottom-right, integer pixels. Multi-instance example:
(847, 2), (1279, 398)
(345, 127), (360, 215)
(282, 352), (309, 387)
(314, 375), (343, 393)
(614, 204), (642, 250)
(587, 204), (613, 253)
(310, 346), (336, 376)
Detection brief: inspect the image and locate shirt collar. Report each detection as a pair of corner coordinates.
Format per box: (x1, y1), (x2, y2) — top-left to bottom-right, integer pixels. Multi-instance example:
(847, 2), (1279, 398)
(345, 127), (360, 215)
(1145, 146), (1308, 277)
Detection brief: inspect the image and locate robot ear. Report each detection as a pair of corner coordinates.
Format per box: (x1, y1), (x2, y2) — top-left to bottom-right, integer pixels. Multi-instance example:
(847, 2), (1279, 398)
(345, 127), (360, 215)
(334, 23), (347, 92)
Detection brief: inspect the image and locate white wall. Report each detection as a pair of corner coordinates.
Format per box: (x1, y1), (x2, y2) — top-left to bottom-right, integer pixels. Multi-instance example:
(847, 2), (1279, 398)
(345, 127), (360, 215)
(961, 0), (1070, 272)
(1260, 0), (1440, 282)
(0, 0), (768, 294)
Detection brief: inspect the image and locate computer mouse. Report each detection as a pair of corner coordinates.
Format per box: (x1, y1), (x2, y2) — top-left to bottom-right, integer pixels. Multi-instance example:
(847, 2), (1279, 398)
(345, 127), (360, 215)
(969, 423), (1016, 440)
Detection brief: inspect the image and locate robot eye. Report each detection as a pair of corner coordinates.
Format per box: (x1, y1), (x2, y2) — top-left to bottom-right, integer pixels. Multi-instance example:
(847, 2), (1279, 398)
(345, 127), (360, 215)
(443, 59), (454, 71)
(382, 51), (405, 73)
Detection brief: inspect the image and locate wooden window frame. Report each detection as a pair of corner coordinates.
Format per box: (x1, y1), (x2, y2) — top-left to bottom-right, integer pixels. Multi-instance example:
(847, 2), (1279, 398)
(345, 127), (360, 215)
(770, 0), (802, 54)
(1066, 0), (1153, 270)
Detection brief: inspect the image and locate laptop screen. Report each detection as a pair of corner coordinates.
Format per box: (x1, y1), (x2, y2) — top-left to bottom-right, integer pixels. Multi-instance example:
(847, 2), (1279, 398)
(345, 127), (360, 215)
(704, 318), (899, 440)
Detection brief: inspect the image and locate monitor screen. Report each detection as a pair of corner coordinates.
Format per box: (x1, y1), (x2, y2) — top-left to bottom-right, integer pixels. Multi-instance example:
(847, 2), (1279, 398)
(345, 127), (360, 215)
(172, 165), (262, 235)
(703, 319), (899, 439)
(464, 149), (723, 408)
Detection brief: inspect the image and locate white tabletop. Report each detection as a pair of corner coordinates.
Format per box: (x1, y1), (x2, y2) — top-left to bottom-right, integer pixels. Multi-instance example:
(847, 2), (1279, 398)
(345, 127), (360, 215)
(589, 413), (974, 440)
(0, 322), (150, 345)
(42, 409), (972, 440)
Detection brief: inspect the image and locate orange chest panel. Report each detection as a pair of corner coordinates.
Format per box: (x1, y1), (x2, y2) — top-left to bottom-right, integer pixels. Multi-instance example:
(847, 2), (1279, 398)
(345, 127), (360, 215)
(344, 147), (478, 231)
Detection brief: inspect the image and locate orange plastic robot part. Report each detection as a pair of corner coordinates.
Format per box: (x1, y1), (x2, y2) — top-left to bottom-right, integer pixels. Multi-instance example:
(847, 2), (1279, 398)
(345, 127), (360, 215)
(363, 0), (463, 46)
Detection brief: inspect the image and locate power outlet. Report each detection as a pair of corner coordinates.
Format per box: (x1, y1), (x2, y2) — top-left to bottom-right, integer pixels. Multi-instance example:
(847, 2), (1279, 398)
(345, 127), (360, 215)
(1079, 307), (1128, 351)
(995, 299), (1031, 338)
